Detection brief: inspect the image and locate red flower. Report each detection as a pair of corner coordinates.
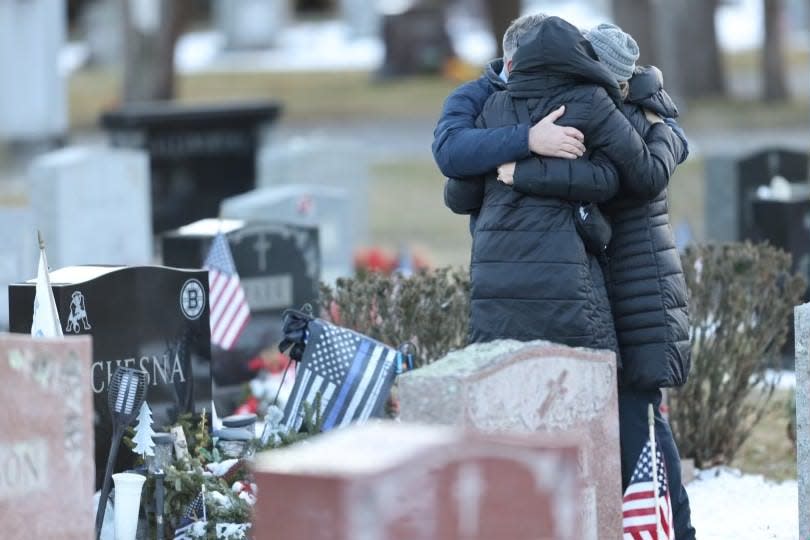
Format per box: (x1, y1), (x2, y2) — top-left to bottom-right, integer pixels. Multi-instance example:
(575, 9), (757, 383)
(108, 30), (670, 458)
(235, 396), (258, 415)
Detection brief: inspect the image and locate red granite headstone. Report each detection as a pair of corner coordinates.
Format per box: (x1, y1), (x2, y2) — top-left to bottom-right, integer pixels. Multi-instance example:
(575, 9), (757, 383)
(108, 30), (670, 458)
(252, 422), (582, 540)
(0, 333), (94, 540)
(397, 340), (623, 540)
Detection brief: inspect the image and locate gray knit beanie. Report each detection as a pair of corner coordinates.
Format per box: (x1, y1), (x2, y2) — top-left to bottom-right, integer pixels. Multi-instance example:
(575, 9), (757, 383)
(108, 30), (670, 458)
(585, 23), (639, 81)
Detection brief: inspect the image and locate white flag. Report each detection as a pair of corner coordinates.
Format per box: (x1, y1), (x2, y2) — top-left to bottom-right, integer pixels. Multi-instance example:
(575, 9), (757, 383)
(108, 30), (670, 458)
(31, 248), (63, 338)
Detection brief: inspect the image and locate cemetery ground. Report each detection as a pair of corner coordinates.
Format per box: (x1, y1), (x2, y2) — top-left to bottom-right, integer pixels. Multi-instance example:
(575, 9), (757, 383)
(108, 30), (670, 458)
(1, 47), (808, 538)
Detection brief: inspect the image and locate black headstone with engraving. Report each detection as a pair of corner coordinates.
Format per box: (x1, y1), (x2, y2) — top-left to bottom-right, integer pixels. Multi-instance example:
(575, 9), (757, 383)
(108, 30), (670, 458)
(705, 148), (809, 242)
(100, 100), (282, 233)
(8, 265), (212, 489)
(161, 219), (319, 386)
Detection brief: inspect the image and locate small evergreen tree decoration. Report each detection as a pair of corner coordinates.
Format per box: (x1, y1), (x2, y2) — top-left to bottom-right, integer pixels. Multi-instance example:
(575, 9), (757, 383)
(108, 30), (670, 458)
(132, 402), (156, 457)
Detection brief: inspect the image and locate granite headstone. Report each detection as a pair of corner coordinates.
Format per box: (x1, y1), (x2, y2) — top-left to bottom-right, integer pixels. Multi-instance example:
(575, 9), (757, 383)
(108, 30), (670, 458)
(253, 422), (582, 540)
(221, 184), (353, 283)
(28, 146), (152, 269)
(795, 302), (810, 540)
(257, 134), (369, 247)
(8, 265), (212, 489)
(705, 148), (808, 242)
(0, 333), (94, 540)
(100, 100), (282, 233)
(398, 340), (622, 540)
(161, 218), (319, 387)
(0, 0), (66, 139)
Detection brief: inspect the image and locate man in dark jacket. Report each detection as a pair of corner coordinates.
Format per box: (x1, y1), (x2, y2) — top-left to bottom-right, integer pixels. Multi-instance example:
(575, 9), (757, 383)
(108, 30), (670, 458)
(433, 15), (695, 539)
(432, 13), (588, 182)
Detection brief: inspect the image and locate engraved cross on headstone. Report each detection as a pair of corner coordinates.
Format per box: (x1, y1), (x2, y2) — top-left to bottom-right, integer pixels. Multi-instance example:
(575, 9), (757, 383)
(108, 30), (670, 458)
(538, 370), (569, 419)
(253, 233), (271, 272)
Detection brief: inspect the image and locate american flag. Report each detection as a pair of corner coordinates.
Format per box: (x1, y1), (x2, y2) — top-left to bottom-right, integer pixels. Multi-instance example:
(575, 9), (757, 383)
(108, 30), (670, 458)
(205, 233), (250, 350)
(622, 440), (674, 540)
(174, 489), (206, 540)
(283, 319), (398, 432)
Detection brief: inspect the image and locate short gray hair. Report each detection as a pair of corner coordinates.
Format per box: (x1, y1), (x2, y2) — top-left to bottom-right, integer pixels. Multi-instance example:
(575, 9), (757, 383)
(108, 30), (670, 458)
(502, 13), (548, 61)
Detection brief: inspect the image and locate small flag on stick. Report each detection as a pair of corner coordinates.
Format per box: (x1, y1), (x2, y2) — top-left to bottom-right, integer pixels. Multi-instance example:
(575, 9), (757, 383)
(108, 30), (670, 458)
(205, 233), (250, 350)
(621, 404), (674, 540)
(31, 231), (63, 338)
(174, 487), (207, 540)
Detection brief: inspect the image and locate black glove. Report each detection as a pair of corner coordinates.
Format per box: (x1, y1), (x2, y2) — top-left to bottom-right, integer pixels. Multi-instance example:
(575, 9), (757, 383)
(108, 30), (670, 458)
(664, 117), (690, 164)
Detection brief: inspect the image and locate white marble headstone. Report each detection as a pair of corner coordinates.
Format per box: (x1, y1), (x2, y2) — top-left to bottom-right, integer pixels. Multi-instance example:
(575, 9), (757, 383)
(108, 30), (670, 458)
(28, 146), (153, 268)
(257, 134), (369, 247)
(0, 0), (66, 139)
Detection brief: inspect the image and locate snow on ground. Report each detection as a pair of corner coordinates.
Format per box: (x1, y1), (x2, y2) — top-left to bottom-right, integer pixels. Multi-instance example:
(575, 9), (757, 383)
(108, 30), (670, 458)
(173, 0), (791, 75)
(688, 467), (798, 540)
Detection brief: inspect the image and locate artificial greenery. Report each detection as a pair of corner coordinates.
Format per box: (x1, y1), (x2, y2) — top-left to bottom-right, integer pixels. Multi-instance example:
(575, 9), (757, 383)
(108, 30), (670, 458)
(139, 398), (326, 539)
(319, 266), (471, 367)
(669, 242), (806, 467)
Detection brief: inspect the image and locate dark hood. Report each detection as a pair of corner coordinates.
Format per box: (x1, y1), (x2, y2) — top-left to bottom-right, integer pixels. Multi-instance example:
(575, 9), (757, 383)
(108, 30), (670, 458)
(507, 16), (622, 106)
(627, 65), (679, 118)
(484, 58), (507, 90)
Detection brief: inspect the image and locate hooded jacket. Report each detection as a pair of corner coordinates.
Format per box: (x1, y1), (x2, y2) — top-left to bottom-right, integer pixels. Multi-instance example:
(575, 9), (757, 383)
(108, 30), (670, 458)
(468, 17), (683, 351)
(604, 66), (691, 389)
(432, 60), (531, 179)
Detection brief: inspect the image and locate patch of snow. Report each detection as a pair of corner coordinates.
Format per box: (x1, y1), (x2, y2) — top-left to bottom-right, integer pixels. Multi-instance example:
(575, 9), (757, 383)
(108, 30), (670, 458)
(765, 369), (797, 391)
(175, 22), (383, 73)
(170, 0), (796, 75)
(688, 467), (798, 539)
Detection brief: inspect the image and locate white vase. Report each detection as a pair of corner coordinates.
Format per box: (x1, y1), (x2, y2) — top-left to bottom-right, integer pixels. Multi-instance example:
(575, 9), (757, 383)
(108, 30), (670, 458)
(112, 472), (146, 540)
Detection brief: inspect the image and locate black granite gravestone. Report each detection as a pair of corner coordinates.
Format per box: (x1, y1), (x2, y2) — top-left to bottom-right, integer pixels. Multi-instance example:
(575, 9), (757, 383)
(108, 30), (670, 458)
(705, 148), (809, 242)
(161, 219), (319, 387)
(100, 100), (282, 233)
(8, 265), (212, 489)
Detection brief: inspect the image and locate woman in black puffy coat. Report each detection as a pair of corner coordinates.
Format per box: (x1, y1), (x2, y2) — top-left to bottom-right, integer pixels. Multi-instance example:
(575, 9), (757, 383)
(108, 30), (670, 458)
(447, 20), (697, 538)
(466, 16), (683, 352)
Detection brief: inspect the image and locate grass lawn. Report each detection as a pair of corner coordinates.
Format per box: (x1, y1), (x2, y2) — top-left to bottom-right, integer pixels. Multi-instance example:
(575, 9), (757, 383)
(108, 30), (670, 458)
(369, 158), (471, 268)
(730, 389), (797, 482)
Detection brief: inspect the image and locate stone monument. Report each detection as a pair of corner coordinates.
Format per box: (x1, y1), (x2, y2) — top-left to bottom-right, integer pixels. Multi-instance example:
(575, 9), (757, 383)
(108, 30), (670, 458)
(253, 422), (582, 540)
(398, 340), (622, 540)
(796, 302), (810, 540)
(8, 265), (213, 489)
(28, 146), (152, 269)
(0, 333), (94, 540)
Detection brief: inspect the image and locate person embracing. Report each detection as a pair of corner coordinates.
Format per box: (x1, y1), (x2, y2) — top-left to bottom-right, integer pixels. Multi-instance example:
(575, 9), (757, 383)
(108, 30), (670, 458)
(433, 14), (696, 539)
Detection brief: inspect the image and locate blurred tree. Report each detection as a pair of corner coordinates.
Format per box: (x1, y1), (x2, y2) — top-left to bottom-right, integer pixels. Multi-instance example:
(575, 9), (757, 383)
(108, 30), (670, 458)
(123, 0), (190, 103)
(612, 0), (656, 65)
(680, 0), (726, 97)
(763, 0), (790, 101)
(483, 0), (521, 57)
(612, 0), (726, 99)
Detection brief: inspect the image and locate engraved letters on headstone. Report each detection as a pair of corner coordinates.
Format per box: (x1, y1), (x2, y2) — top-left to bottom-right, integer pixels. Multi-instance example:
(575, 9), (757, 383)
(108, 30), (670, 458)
(0, 333), (94, 540)
(8, 265), (213, 488)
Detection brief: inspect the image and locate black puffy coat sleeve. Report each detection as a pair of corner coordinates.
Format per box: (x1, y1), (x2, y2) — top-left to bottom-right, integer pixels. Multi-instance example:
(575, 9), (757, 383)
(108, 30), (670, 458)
(586, 89), (683, 200)
(444, 177), (484, 214)
(511, 149), (620, 203)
